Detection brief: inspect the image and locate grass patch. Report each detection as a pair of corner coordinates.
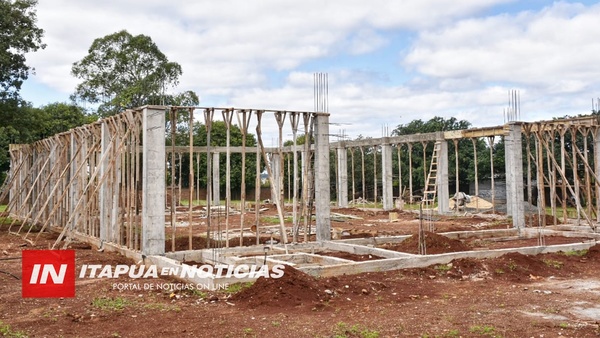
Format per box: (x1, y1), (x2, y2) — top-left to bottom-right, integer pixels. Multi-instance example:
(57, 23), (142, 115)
(243, 327), (255, 337)
(223, 282), (253, 294)
(545, 206), (579, 219)
(178, 199), (205, 206)
(443, 329), (461, 337)
(469, 325), (500, 337)
(189, 288), (208, 299)
(332, 321), (380, 338)
(562, 249), (588, 257)
(0, 205), (6, 212)
(91, 296), (131, 311)
(0, 321), (27, 338)
(543, 259), (563, 269)
(434, 264), (452, 274)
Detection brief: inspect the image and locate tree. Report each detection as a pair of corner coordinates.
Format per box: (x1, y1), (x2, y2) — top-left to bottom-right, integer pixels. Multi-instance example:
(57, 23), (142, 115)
(71, 30), (183, 116)
(0, 101), (93, 184)
(392, 116), (480, 191)
(0, 0), (45, 100)
(168, 119), (259, 195)
(38, 102), (97, 138)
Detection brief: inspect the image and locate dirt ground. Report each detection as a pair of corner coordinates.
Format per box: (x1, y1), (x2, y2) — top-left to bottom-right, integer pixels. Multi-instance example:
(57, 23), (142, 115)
(1, 207), (600, 337)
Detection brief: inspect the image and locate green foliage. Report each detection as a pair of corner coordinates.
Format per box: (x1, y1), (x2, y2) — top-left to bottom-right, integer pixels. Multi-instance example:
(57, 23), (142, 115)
(0, 320), (27, 338)
(91, 296), (131, 311)
(332, 322), (380, 338)
(444, 329), (461, 337)
(224, 282), (253, 294)
(0, 100), (93, 185)
(0, 0), (45, 100)
(543, 259), (563, 269)
(333, 116), (492, 200)
(562, 249), (588, 257)
(169, 119), (259, 191)
(469, 325), (499, 337)
(434, 264), (452, 274)
(393, 116), (471, 135)
(392, 116), (496, 190)
(71, 30), (186, 116)
(37, 102), (97, 138)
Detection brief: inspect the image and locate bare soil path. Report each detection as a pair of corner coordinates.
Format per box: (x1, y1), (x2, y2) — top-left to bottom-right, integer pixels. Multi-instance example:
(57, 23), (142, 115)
(1, 209), (599, 337)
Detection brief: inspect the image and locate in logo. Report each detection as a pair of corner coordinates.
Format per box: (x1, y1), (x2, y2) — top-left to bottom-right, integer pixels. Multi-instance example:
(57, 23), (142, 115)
(22, 250), (75, 298)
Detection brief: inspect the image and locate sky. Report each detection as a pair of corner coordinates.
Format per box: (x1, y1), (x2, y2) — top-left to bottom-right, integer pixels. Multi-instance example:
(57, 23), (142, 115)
(20, 0), (600, 140)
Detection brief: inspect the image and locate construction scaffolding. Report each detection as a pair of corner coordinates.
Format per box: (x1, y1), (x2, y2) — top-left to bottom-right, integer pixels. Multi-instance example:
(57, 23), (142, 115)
(1, 105), (332, 257)
(3, 106), (600, 267)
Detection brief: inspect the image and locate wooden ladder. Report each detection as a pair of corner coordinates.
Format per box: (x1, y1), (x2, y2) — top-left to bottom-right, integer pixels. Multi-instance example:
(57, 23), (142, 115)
(421, 142), (441, 208)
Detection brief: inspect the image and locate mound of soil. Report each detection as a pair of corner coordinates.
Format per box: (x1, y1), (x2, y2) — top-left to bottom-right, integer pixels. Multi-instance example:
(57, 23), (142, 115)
(445, 250), (588, 282)
(586, 243), (600, 259)
(381, 231), (471, 254)
(230, 266), (328, 309)
(484, 252), (552, 282)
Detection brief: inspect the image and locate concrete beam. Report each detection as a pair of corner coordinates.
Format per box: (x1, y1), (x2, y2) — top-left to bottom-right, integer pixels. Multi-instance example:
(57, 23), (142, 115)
(298, 242), (597, 277)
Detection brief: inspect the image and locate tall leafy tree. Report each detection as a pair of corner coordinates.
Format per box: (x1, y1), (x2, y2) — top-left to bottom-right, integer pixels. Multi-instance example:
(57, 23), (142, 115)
(71, 30), (183, 117)
(0, 0), (45, 100)
(0, 0), (45, 185)
(0, 101), (93, 184)
(38, 102), (97, 138)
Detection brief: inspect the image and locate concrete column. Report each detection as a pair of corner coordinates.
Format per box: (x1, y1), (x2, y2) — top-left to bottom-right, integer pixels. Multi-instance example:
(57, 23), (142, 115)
(336, 144), (348, 208)
(437, 141), (450, 213)
(142, 106), (166, 256)
(270, 153), (281, 202)
(314, 113), (331, 241)
(99, 122), (110, 242)
(381, 141), (393, 210)
(505, 123), (525, 228)
(212, 152), (220, 205)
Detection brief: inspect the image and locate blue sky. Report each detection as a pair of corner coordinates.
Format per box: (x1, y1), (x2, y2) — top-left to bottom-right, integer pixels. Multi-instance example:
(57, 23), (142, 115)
(20, 0), (600, 140)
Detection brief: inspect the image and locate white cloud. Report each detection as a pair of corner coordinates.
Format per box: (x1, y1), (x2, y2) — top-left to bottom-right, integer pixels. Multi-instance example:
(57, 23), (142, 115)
(20, 0), (600, 140)
(404, 2), (600, 88)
